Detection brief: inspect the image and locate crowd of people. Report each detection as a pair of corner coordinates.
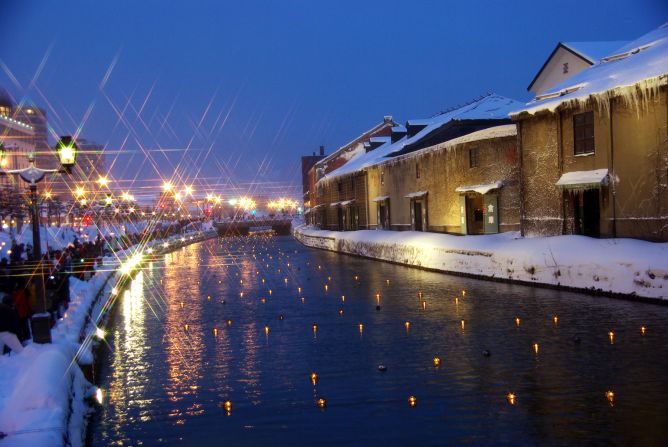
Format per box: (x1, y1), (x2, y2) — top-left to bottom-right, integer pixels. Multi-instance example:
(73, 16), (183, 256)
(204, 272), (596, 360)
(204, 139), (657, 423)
(0, 221), (197, 355)
(0, 237), (105, 355)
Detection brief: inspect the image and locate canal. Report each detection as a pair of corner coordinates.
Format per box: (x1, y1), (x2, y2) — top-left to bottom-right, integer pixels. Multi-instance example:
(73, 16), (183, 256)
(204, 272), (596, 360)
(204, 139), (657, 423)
(88, 235), (668, 446)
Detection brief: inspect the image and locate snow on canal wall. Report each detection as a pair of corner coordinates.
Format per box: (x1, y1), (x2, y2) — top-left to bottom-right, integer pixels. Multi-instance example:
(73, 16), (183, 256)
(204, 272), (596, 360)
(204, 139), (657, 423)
(294, 225), (668, 301)
(0, 230), (217, 447)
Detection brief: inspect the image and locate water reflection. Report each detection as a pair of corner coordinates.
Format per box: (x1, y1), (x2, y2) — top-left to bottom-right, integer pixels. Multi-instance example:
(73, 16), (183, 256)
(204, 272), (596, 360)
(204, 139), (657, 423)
(89, 236), (668, 447)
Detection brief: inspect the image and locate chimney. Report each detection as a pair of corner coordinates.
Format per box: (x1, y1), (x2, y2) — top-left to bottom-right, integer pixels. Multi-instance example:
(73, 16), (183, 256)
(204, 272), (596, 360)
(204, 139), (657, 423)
(319, 145), (325, 156)
(384, 115), (393, 124)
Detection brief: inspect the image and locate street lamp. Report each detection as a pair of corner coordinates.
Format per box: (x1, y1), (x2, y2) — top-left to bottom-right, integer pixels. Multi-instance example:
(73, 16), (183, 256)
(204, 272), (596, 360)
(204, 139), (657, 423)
(0, 136), (78, 343)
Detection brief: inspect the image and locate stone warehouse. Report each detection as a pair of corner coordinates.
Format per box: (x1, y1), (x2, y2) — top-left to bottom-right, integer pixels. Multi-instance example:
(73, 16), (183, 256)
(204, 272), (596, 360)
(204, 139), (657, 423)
(301, 22), (668, 242)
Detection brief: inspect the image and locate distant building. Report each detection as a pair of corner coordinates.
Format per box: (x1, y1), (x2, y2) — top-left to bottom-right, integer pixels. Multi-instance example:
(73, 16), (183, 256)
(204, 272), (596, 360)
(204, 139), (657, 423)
(301, 145), (325, 209)
(527, 41), (627, 94)
(513, 22), (668, 241)
(314, 95), (522, 232)
(0, 88), (36, 189)
(306, 117), (395, 228)
(13, 105), (51, 169)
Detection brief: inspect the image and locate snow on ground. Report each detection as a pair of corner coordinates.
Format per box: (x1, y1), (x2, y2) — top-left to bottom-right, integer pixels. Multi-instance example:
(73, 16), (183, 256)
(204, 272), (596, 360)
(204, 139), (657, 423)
(0, 227), (217, 447)
(294, 225), (668, 300)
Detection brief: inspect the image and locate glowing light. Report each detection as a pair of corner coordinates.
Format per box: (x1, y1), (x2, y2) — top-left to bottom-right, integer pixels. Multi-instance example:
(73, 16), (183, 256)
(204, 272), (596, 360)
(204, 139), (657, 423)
(184, 324), (189, 331)
(97, 176), (109, 186)
(184, 185), (194, 195)
(162, 181), (173, 191)
(421, 300), (426, 310)
(460, 319), (465, 330)
(312, 323), (318, 332)
(553, 315), (559, 325)
(213, 328), (218, 337)
(111, 287), (118, 296)
(358, 323), (364, 333)
(227, 319), (232, 326)
(533, 343), (539, 354)
(404, 321), (411, 330)
(95, 327), (106, 339)
(316, 397), (327, 408)
(297, 287), (302, 293)
(339, 309), (344, 316)
(433, 356), (441, 366)
(341, 295), (345, 302)
(641, 325), (647, 335)
(408, 395), (417, 407)
(223, 400), (232, 415)
(310, 372), (318, 385)
(264, 326), (270, 335)
(95, 388), (104, 405)
(507, 393), (516, 405)
(608, 331), (615, 344)
(605, 390), (615, 406)
(515, 317), (521, 327)
(324, 284), (328, 292)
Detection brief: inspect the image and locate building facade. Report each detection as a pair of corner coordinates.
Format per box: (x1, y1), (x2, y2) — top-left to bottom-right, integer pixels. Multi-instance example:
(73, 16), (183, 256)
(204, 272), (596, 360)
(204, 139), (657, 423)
(300, 145), (325, 210)
(367, 125), (520, 234)
(514, 23), (668, 241)
(314, 95), (522, 233)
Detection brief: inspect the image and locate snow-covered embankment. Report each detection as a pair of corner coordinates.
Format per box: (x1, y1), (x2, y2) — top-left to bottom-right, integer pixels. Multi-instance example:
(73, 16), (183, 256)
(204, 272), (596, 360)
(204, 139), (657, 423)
(294, 225), (668, 300)
(0, 229), (217, 447)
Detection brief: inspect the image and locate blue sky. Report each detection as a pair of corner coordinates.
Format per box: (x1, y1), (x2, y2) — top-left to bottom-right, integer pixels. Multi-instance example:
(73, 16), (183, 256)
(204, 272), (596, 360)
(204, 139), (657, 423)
(0, 0), (665, 198)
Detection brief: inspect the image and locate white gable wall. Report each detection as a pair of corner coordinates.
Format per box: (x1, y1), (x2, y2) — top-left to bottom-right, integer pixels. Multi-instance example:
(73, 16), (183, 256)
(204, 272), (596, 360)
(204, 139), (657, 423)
(529, 47), (592, 94)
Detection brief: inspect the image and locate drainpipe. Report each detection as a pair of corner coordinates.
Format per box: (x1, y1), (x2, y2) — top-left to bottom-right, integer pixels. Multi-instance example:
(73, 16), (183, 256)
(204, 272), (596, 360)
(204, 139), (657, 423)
(609, 97), (617, 238)
(557, 110), (565, 234)
(364, 171), (370, 230)
(517, 120), (525, 237)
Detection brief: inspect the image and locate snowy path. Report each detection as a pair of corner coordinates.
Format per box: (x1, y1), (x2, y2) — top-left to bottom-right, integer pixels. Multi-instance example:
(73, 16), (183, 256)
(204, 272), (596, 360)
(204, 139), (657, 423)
(294, 225), (668, 300)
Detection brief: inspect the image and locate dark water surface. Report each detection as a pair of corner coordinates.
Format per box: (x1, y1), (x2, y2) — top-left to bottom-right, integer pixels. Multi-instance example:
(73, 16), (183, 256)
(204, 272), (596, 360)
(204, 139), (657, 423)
(88, 235), (668, 446)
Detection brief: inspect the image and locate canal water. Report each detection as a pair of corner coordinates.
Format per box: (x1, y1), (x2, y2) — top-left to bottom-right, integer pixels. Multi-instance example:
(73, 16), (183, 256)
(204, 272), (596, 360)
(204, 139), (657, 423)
(88, 235), (668, 446)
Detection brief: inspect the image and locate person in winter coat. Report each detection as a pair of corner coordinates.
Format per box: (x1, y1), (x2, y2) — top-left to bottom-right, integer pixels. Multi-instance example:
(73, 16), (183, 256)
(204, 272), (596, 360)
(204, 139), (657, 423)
(0, 294), (23, 354)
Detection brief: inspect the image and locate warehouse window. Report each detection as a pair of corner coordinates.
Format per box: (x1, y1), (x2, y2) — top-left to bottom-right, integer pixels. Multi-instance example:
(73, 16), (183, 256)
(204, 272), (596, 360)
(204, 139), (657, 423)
(574, 111), (595, 155)
(469, 147), (480, 168)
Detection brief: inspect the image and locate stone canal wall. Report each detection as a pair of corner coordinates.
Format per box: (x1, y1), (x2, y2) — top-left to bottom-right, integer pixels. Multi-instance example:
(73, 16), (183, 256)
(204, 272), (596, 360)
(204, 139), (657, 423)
(0, 230), (217, 447)
(293, 225), (668, 302)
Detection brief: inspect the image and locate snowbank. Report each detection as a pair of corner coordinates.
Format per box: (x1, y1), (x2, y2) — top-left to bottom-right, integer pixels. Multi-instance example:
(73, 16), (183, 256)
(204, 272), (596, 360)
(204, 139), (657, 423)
(0, 228), (217, 447)
(294, 225), (668, 300)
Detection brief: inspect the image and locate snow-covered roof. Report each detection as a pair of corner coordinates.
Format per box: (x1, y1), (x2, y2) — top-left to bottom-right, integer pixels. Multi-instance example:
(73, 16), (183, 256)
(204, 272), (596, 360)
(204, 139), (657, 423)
(317, 95), (520, 185)
(340, 199), (355, 206)
(555, 169), (609, 189)
(369, 136), (390, 144)
(562, 41), (629, 63)
(455, 181), (503, 195)
(515, 23), (668, 116)
(316, 119), (394, 166)
(316, 135), (409, 183)
(436, 124), (516, 150)
(393, 94), (523, 155)
(372, 195), (389, 202)
(405, 191), (428, 198)
(391, 125), (406, 132)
